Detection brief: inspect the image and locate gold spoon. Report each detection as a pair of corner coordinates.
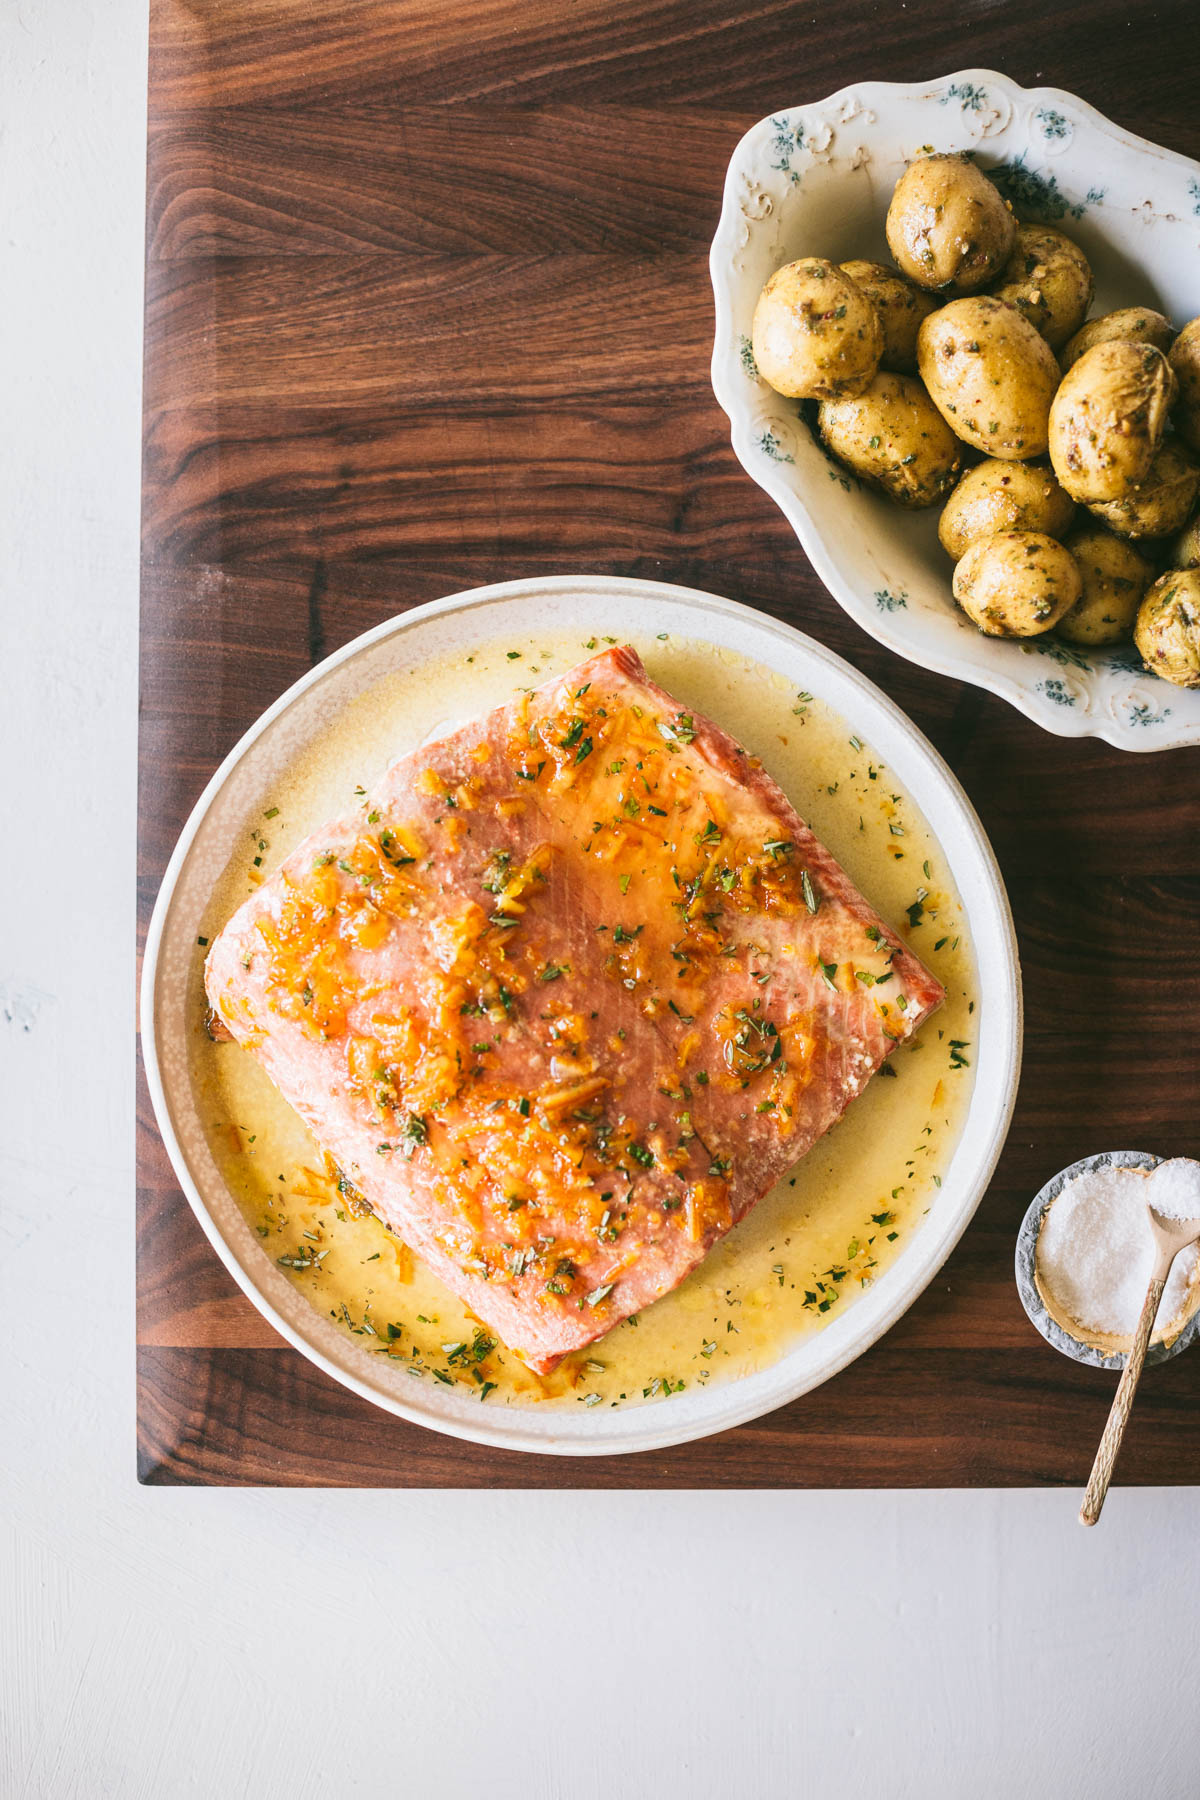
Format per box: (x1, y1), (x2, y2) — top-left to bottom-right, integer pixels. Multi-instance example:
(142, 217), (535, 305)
(1079, 1203), (1200, 1527)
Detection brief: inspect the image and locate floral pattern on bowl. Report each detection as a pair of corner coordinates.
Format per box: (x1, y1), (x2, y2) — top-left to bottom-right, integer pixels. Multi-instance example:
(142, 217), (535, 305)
(709, 69), (1200, 752)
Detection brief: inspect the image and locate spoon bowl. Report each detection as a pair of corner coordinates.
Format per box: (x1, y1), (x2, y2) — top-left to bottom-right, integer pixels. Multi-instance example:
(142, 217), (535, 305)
(1147, 1205), (1200, 1259)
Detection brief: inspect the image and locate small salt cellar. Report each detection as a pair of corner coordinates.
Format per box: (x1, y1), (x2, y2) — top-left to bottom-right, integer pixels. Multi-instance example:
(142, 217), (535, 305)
(1016, 1152), (1200, 1369)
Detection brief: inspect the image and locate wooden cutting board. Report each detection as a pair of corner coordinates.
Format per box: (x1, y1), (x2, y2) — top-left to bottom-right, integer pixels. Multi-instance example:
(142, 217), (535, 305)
(138, 0), (1200, 1485)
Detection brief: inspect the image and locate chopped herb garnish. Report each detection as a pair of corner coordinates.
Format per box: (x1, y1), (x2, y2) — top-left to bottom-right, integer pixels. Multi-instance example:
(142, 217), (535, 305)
(657, 713), (696, 746)
(397, 1113), (428, 1155)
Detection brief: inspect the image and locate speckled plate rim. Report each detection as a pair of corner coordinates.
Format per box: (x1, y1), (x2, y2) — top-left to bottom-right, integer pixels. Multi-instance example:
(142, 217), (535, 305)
(1015, 1151), (1200, 1369)
(141, 574), (1023, 1458)
(709, 68), (1200, 753)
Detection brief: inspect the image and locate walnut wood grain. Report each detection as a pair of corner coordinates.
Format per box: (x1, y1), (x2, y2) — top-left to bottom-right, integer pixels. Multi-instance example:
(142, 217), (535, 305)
(139, 0), (1200, 1485)
(147, 107), (740, 259)
(137, 1343), (1200, 1489)
(147, 0), (1200, 127)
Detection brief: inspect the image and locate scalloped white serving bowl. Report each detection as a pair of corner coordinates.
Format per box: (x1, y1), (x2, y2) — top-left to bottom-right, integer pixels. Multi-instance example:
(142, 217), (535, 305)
(710, 69), (1200, 752)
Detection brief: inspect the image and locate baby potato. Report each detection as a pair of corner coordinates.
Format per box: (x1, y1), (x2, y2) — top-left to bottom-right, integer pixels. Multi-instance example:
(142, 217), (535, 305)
(1061, 306), (1174, 373)
(752, 258), (883, 399)
(1169, 317), (1200, 451)
(839, 260), (939, 373)
(817, 372), (963, 507)
(952, 531), (1081, 636)
(1057, 526), (1154, 644)
(1170, 515), (1200, 568)
(886, 153), (1015, 293)
(938, 458), (1075, 560)
(1088, 440), (1200, 539)
(1048, 341), (1176, 502)
(991, 225), (1093, 351)
(1133, 569), (1200, 686)
(918, 296), (1060, 460)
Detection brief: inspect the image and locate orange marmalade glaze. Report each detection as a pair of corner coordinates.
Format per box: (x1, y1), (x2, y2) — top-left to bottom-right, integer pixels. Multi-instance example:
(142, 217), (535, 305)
(218, 664), (918, 1323)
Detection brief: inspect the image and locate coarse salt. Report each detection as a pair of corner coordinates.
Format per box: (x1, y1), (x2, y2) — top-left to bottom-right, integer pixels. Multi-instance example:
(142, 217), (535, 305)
(1036, 1161), (1200, 1340)
(1146, 1158), (1200, 1221)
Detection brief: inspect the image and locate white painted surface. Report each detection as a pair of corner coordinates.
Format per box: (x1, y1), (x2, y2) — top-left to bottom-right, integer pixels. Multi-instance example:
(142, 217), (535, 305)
(1, 6), (1198, 1796)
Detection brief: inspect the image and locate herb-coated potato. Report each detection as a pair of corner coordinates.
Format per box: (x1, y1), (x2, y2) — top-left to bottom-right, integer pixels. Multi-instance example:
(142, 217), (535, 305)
(991, 225), (1093, 351)
(1057, 526), (1154, 644)
(952, 531), (1081, 636)
(838, 260), (939, 373)
(817, 372), (964, 507)
(1169, 318), (1200, 452)
(1087, 440), (1200, 540)
(917, 296), (1060, 460)
(752, 258), (883, 400)
(1061, 306), (1174, 373)
(1047, 341), (1176, 502)
(937, 458), (1075, 560)
(885, 154), (1015, 293)
(1133, 569), (1200, 686)
(1170, 515), (1200, 569)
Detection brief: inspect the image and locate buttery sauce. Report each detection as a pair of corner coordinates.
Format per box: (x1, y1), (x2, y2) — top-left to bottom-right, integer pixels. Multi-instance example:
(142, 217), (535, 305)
(191, 632), (977, 1412)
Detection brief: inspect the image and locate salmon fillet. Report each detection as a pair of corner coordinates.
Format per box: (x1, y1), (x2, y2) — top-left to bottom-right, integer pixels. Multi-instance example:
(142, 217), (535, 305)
(205, 647), (943, 1372)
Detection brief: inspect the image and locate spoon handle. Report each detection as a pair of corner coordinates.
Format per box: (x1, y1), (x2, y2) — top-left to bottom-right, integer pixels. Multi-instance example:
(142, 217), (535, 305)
(1079, 1270), (1167, 1527)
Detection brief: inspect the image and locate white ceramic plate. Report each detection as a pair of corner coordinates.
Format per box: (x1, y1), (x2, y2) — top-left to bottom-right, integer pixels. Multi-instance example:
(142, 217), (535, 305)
(141, 575), (1022, 1456)
(710, 69), (1200, 752)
